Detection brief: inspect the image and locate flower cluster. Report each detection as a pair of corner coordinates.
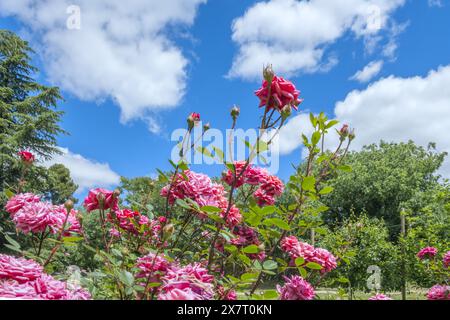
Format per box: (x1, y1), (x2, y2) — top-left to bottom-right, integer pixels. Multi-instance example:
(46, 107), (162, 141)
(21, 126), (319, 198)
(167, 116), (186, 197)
(222, 161), (284, 207)
(83, 188), (119, 212)
(277, 275), (315, 300)
(426, 285), (449, 300)
(255, 75), (303, 112)
(161, 170), (242, 228)
(368, 294), (392, 300)
(5, 193), (81, 235)
(135, 252), (172, 285)
(0, 254), (90, 300)
(417, 246), (438, 260)
(280, 236), (337, 273)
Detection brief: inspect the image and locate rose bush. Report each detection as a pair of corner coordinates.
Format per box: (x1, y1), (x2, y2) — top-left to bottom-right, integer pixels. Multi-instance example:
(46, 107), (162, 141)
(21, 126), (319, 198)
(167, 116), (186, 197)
(1, 67), (357, 300)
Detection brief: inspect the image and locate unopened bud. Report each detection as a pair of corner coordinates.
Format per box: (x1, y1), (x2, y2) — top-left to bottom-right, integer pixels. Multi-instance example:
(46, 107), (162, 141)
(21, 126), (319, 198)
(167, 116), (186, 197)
(163, 223), (175, 238)
(113, 188), (121, 198)
(263, 64), (275, 83)
(64, 199), (74, 211)
(348, 129), (356, 141)
(96, 192), (105, 209)
(281, 104), (292, 119)
(258, 243), (266, 252)
(339, 124), (349, 141)
(203, 122), (210, 132)
(230, 105), (240, 120)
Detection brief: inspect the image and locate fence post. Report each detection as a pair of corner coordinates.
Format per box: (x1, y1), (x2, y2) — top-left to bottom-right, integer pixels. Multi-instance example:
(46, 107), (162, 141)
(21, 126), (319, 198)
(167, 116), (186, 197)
(400, 212), (407, 300)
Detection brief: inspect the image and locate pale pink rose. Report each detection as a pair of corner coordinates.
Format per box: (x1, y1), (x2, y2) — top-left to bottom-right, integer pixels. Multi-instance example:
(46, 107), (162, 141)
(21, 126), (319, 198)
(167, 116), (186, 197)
(5, 193), (40, 217)
(13, 202), (65, 234)
(158, 287), (202, 300)
(368, 294), (392, 300)
(426, 285), (449, 300)
(0, 254), (43, 283)
(159, 263), (214, 300)
(277, 275), (315, 300)
(0, 255), (90, 300)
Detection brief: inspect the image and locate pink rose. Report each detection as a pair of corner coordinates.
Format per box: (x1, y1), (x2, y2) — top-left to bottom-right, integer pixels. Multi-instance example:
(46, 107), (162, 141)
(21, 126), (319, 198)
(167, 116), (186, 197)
(255, 75), (303, 111)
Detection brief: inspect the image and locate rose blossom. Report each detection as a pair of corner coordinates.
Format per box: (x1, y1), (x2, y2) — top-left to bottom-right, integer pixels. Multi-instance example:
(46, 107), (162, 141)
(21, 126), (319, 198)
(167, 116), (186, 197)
(83, 188), (118, 212)
(368, 294), (392, 300)
(255, 75), (303, 111)
(426, 285), (450, 300)
(277, 275), (315, 300)
(158, 263), (214, 300)
(417, 247), (438, 260)
(136, 253), (172, 284)
(217, 286), (237, 300)
(5, 193), (40, 216)
(0, 254), (42, 283)
(0, 255), (90, 300)
(280, 236), (337, 273)
(13, 202), (65, 234)
(18, 150), (35, 164)
(443, 251), (450, 268)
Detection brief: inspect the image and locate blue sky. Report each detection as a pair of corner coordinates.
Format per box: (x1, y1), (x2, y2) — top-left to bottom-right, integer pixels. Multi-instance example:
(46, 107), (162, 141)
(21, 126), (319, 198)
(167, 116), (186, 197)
(1, 0), (450, 200)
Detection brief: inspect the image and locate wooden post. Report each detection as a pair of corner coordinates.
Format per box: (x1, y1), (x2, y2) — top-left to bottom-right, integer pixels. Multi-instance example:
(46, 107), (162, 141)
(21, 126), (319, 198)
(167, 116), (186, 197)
(400, 213), (407, 301)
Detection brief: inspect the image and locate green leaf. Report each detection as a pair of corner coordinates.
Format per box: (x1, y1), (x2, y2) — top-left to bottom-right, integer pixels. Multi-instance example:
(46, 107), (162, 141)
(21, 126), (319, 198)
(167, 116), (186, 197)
(298, 266), (307, 278)
(263, 290), (278, 299)
(241, 272), (258, 281)
(302, 176), (316, 192)
(305, 262), (323, 270)
(4, 189), (14, 199)
(337, 165), (352, 172)
(175, 198), (192, 210)
(200, 205), (222, 213)
(325, 119), (339, 129)
(4, 234), (20, 249)
(242, 245), (259, 254)
(212, 147), (224, 161)
(4, 244), (21, 253)
(62, 236), (84, 243)
(319, 186), (334, 195)
(295, 257), (305, 266)
(263, 260), (277, 270)
(311, 131), (321, 146)
(266, 218), (291, 230)
(118, 271), (134, 287)
(196, 146), (213, 158)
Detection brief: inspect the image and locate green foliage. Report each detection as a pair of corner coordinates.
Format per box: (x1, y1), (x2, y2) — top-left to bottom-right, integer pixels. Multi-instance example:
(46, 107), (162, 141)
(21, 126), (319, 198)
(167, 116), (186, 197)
(322, 141), (446, 235)
(0, 29), (67, 201)
(319, 214), (402, 291)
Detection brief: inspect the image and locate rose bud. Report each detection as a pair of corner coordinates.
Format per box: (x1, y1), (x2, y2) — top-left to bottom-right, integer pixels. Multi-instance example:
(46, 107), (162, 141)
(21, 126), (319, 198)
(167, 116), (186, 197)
(348, 129), (356, 141)
(258, 243), (266, 252)
(64, 199), (74, 211)
(230, 105), (240, 120)
(113, 188), (121, 199)
(158, 216), (167, 224)
(96, 192), (105, 209)
(281, 104), (292, 119)
(263, 64), (275, 83)
(162, 223), (175, 240)
(203, 122), (211, 132)
(187, 112), (201, 130)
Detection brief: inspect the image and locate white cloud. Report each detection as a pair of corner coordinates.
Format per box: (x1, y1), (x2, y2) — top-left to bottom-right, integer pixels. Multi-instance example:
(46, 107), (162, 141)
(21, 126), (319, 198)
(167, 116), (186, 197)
(428, 0), (443, 7)
(228, 0), (405, 80)
(275, 65), (450, 177)
(0, 0), (206, 125)
(350, 60), (383, 82)
(42, 147), (121, 193)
